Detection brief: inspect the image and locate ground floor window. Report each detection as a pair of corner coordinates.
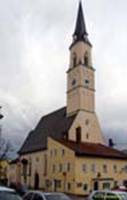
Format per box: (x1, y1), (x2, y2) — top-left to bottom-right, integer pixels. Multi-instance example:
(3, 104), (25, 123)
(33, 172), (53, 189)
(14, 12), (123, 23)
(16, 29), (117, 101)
(52, 179), (62, 192)
(113, 181), (118, 189)
(123, 180), (127, 188)
(67, 183), (71, 191)
(77, 182), (82, 188)
(93, 181), (99, 190)
(103, 182), (110, 189)
(55, 180), (61, 188)
(83, 183), (88, 191)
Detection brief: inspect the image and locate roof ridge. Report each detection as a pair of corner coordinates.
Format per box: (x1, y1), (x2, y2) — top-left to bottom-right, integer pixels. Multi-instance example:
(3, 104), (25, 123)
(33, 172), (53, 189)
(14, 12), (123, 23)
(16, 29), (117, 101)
(42, 106), (66, 119)
(55, 139), (127, 158)
(98, 143), (125, 154)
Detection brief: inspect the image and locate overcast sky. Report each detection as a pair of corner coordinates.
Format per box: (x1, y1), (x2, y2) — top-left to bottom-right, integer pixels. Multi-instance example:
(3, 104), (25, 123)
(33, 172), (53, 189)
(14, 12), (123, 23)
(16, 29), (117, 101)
(0, 0), (127, 149)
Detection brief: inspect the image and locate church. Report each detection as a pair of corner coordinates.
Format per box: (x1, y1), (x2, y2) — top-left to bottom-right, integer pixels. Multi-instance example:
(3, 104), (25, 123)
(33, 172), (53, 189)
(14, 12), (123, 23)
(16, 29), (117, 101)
(9, 1), (127, 196)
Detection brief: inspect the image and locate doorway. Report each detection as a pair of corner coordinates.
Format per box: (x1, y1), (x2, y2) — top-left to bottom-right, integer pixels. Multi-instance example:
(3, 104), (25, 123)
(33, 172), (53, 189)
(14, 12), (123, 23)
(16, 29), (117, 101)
(94, 181), (99, 190)
(34, 172), (39, 189)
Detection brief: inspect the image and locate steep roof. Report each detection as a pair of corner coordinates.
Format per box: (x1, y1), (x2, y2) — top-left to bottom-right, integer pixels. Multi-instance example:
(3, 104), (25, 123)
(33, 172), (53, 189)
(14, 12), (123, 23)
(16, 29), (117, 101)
(19, 107), (76, 155)
(70, 1), (92, 48)
(74, 1), (88, 38)
(57, 139), (127, 159)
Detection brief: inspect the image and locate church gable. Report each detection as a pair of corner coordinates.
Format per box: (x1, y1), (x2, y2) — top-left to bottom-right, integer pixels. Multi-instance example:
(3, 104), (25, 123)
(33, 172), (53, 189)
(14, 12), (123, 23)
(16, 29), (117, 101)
(69, 111), (105, 144)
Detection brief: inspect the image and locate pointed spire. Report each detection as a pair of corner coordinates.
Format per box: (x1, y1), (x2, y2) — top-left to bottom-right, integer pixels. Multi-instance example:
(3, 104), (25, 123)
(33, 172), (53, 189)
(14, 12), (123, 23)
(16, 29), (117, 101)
(74, 1), (88, 38)
(71, 1), (92, 47)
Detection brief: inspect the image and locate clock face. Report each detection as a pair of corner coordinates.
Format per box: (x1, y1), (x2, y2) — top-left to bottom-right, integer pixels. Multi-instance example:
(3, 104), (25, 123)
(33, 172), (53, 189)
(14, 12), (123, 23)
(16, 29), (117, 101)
(85, 79), (89, 84)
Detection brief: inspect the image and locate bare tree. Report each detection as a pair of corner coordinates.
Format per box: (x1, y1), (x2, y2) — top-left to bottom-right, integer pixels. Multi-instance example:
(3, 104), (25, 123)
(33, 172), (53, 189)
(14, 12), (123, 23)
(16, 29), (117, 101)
(0, 130), (15, 185)
(0, 107), (14, 184)
(0, 136), (14, 160)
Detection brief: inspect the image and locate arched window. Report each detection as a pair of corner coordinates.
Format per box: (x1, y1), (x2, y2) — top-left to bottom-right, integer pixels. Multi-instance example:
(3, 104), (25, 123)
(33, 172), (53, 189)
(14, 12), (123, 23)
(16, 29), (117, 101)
(84, 52), (89, 66)
(76, 127), (81, 143)
(73, 53), (77, 67)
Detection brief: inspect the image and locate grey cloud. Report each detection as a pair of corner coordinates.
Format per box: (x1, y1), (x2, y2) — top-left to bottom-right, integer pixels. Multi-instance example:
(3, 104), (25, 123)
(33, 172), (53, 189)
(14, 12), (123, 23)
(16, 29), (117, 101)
(0, 0), (127, 151)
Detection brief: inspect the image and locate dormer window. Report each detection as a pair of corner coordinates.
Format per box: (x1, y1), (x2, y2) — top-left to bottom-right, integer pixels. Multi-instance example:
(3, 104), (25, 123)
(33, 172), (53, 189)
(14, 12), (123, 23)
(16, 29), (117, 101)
(84, 52), (89, 66)
(73, 53), (77, 67)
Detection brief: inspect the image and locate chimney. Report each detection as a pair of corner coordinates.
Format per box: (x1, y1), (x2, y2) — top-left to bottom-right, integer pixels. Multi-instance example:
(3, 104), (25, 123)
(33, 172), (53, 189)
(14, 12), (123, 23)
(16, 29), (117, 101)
(109, 138), (114, 148)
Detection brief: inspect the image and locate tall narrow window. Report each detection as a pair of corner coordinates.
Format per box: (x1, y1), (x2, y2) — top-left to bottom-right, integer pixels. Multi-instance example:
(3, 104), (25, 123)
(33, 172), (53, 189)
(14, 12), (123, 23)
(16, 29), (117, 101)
(103, 164), (108, 173)
(44, 154), (47, 176)
(29, 158), (32, 176)
(82, 164), (87, 172)
(84, 52), (89, 66)
(76, 127), (81, 143)
(67, 163), (71, 172)
(21, 159), (28, 183)
(91, 164), (96, 173)
(52, 164), (56, 173)
(73, 53), (77, 67)
(113, 165), (117, 173)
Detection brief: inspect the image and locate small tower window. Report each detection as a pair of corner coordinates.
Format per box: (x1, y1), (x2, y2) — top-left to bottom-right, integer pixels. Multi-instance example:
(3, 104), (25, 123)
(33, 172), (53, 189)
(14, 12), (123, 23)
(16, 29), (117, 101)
(73, 53), (77, 67)
(28, 158), (32, 176)
(76, 127), (81, 143)
(86, 133), (89, 139)
(84, 52), (89, 66)
(72, 79), (76, 86)
(85, 80), (89, 84)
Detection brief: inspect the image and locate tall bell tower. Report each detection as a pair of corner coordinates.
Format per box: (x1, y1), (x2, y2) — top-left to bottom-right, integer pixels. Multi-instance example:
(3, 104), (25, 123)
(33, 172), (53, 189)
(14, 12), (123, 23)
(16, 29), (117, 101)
(67, 2), (95, 116)
(67, 2), (104, 144)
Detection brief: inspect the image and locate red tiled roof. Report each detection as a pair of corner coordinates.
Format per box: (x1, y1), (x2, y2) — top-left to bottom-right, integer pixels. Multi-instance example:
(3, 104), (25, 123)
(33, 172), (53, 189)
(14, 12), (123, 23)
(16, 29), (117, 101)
(57, 139), (127, 159)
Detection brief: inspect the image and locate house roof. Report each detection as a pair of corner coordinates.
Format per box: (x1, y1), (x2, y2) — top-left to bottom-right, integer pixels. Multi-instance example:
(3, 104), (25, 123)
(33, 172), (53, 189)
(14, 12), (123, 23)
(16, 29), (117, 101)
(57, 139), (127, 159)
(19, 107), (76, 155)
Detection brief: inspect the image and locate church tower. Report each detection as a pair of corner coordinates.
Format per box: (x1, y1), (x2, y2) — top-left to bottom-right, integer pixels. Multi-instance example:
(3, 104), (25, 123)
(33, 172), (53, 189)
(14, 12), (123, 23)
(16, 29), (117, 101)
(67, 2), (94, 115)
(67, 2), (104, 144)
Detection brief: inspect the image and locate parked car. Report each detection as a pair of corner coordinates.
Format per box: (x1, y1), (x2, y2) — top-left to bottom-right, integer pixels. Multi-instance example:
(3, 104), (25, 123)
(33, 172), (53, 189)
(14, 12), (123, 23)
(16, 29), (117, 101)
(23, 192), (72, 200)
(0, 186), (22, 200)
(88, 190), (127, 200)
(113, 185), (127, 192)
(16, 182), (28, 196)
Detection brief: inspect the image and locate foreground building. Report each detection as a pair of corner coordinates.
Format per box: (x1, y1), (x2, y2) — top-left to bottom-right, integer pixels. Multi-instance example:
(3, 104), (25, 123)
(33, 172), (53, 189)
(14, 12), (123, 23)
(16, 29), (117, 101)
(14, 2), (127, 196)
(0, 159), (8, 185)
